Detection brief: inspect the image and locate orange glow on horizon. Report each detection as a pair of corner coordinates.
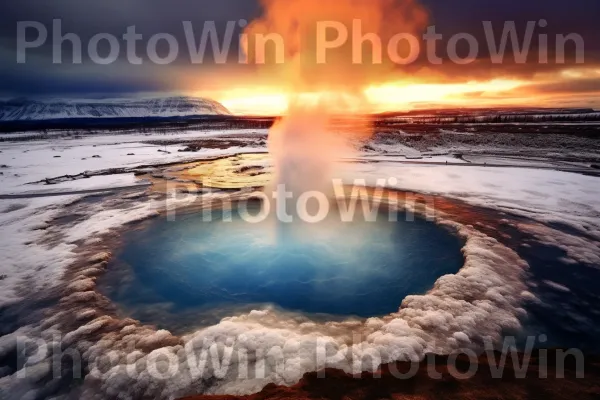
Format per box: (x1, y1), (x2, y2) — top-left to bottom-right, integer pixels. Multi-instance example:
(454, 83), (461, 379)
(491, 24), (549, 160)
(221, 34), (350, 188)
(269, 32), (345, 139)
(210, 79), (527, 116)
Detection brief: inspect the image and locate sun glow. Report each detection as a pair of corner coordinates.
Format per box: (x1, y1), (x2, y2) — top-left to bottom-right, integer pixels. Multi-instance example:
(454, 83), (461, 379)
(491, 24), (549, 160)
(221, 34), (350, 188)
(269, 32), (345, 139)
(218, 89), (289, 116)
(215, 79), (525, 116)
(364, 79), (524, 112)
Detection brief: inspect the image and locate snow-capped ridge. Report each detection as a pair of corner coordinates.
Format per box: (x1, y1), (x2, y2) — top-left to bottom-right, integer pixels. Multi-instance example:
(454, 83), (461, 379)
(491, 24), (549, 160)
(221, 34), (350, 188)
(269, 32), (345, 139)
(0, 96), (231, 121)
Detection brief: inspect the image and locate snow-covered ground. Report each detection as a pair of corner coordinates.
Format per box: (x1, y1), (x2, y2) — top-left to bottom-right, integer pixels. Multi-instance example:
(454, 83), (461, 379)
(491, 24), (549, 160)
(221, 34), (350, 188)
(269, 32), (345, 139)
(0, 130), (268, 305)
(0, 128), (599, 399)
(0, 129), (267, 195)
(346, 163), (600, 223)
(1, 129), (599, 303)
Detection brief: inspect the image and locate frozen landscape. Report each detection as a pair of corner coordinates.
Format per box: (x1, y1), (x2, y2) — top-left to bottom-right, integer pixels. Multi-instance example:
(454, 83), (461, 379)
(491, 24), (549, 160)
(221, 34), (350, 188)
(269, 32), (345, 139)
(0, 103), (599, 399)
(3, 0), (600, 398)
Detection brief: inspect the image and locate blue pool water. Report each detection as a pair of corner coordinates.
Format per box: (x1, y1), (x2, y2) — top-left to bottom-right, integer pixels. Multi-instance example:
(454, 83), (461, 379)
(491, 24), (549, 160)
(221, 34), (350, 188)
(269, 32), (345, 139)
(106, 205), (465, 321)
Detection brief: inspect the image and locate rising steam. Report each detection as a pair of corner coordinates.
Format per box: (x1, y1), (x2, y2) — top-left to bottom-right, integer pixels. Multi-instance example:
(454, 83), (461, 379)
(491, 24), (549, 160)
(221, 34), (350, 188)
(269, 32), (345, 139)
(244, 0), (429, 202)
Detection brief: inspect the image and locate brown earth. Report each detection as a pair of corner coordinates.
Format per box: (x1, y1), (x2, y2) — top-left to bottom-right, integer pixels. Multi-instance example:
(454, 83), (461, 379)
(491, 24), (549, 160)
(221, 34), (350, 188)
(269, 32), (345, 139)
(181, 350), (600, 400)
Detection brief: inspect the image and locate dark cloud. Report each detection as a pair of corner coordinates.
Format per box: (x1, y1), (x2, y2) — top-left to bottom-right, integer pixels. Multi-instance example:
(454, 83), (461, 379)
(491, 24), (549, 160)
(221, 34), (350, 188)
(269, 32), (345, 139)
(0, 65), (163, 96)
(0, 0), (262, 96)
(0, 0), (261, 37)
(421, 0), (600, 42)
(0, 0), (598, 98)
(525, 78), (600, 95)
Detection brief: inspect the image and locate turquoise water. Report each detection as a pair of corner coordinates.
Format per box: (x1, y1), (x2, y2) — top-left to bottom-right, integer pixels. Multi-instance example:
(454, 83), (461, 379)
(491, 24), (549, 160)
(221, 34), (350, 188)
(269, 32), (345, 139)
(108, 205), (465, 319)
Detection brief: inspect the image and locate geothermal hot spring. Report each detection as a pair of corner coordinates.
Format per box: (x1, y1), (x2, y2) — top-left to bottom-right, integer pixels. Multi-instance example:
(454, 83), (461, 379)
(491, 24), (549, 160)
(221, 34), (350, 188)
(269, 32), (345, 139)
(100, 200), (465, 332)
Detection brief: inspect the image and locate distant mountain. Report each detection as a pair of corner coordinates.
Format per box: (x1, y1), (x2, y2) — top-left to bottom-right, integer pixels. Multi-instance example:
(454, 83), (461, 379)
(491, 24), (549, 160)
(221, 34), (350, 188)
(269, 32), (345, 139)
(0, 96), (231, 122)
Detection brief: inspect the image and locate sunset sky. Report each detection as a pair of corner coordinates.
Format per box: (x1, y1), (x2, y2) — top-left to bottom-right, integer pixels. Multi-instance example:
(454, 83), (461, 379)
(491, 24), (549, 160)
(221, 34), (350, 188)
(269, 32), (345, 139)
(1, 0), (599, 115)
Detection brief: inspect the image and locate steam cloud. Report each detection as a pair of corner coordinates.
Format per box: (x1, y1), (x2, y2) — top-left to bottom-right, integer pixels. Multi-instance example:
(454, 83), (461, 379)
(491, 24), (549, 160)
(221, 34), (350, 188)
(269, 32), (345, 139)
(246, 0), (430, 209)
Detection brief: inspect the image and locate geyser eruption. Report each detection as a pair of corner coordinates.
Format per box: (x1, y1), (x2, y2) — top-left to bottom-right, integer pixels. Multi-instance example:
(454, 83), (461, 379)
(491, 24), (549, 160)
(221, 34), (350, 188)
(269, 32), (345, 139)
(244, 0), (429, 207)
(268, 101), (355, 200)
(266, 101), (364, 242)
